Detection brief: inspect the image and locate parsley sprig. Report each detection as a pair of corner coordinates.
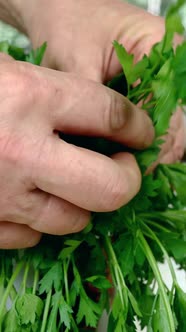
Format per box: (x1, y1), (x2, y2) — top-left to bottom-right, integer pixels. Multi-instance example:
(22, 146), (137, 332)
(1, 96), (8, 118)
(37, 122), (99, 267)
(0, 1), (186, 331)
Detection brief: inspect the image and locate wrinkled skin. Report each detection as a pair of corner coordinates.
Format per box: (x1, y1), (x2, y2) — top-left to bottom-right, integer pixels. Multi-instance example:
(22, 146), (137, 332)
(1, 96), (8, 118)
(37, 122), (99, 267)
(0, 0), (184, 248)
(0, 53), (154, 248)
(20, 0), (185, 164)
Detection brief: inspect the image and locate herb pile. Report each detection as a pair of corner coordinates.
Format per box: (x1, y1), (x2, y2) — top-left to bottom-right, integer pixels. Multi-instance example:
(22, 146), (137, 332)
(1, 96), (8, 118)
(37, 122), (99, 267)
(0, 1), (186, 331)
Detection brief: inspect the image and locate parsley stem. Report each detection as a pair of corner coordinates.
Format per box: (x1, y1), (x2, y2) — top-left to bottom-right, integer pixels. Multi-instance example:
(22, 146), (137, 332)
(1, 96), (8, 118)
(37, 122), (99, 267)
(32, 269), (39, 295)
(40, 289), (52, 332)
(138, 231), (175, 332)
(142, 218), (172, 234)
(63, 258), (78, 332)
(104, 235), (128, 310)
(147, 291), (159, 329)
(0, 261), (24, 330)
(63, 258), (71, 305)
(140, 221), (177, 283)
(0, 257), (5, 300)
(140, 221), (178, 307)
(128, 87), (152, 99)
(21, 261), (30, 294)
(9, 284), (17, 301)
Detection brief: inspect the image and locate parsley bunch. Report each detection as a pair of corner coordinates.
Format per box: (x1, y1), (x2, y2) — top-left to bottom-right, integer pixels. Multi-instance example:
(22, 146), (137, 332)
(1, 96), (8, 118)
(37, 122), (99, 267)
(0, 1), (186, 331)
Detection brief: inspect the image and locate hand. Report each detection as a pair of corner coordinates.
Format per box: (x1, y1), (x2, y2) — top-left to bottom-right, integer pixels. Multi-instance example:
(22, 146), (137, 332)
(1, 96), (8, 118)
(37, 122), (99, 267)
(18, 0), (185, 163)
(18, 0), (165, 81)
(0, 54), (154, 249)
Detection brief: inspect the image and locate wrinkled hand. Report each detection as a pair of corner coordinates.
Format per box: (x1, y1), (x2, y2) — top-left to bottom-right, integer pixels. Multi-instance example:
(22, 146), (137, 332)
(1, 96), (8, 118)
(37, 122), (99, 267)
(19, 0), (185, 163)
(0, 54), (154, 248)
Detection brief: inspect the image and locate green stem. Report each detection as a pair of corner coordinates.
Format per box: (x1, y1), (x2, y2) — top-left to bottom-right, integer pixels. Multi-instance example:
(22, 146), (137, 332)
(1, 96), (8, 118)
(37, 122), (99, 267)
(104, 235), (128, 310)
(147, 291), (159, 330)
(138, 231), (175, 332)
(32, 269), (39, 295)
(63, 258), (70, 305)
(21, 261), (30, 294)
(0, 257), (5, 299)
(141, 221), (177, 306)
(128, 87), (152, 99)
(142, 218), (173, 234)
(40, 289), (52, 332)
(0, 261), (24, 328)
(140, 221), (178, 283)
(9, 285), (17, 302)
(63, 258), (72, 332)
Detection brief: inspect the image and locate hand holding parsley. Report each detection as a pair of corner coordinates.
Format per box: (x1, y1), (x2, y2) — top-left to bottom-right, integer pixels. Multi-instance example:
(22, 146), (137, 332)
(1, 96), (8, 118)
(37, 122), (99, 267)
(0, 1), (186, 331)
(0, 53), (154, 249)
(11, 0), (184, 164)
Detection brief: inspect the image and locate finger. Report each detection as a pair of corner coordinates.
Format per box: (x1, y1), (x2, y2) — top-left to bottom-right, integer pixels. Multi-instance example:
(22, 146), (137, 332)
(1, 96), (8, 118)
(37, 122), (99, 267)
(159, 126), (185, 164)
(8, 189), (90, 235)
(33, 137), (141, 211)
(49, 77), (154, 150)
(0, 52), (14, 63)
(0, 222), (41, 249)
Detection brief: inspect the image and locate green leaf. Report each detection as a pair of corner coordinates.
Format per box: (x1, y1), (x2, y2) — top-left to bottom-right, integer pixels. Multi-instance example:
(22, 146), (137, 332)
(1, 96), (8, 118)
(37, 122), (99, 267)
(113, 41), (134, 92)
(39, 262), (62, 294)
(3, 306), (21, 332)
(114, 235), (134, 277)
(129, 174), (161, 211)
(76, 293), (101, 327)
(138, 292), (155, 329)
(154, 167), (173, 209)
(59, 295), (73, 329)
(154, 209), (186, 233)
(174, 285), (186, 332)
(161, 164), (186, 205)
(46, 293), (60, 332)
(15, 294), (43, 325)
(152, 61), (177, 136)
(58, 240), (82, 260)
(26, 42), (47, 65)
(108, 293), (128, 332)
(0, 41), (9, 54)
(152, 295), (172, 332)
(85, 275), (111, 289)
(165, 238), (186, 261)
(166, 0), (185, 35)
(128, 290), (142, 317)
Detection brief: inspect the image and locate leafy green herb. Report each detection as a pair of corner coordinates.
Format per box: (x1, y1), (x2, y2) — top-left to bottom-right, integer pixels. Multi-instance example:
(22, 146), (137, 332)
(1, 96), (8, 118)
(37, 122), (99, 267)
(0, 1), (186, 331)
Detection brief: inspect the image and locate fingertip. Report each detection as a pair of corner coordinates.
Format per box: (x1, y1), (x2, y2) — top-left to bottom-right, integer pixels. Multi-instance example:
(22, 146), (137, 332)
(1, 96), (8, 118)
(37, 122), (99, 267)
(0, 222), (42, 249)
(94, 152), (142, 212)
(105, 93), (155, 149)
(113, 152), (142, 196)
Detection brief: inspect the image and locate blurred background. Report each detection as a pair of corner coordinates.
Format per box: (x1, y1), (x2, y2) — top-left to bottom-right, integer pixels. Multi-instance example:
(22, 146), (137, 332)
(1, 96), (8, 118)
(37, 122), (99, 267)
(129, 0), (181, 15)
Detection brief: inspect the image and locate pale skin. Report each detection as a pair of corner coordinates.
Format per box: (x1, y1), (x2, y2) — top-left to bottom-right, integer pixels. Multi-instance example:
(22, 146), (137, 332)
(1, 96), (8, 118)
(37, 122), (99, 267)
(0, 0), (184, 249)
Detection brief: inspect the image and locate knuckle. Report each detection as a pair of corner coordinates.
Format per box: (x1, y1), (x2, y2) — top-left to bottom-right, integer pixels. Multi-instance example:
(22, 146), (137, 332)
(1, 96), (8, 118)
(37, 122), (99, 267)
(0, 62), (30, 96)
(0, 62), (45, 114)
(0, 130), (33, 176)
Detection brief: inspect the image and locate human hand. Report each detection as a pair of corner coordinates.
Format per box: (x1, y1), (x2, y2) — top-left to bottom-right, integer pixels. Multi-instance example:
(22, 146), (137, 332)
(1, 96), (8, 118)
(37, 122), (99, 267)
(17, 0), (185, 163)
(0, 54), (154, 248)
